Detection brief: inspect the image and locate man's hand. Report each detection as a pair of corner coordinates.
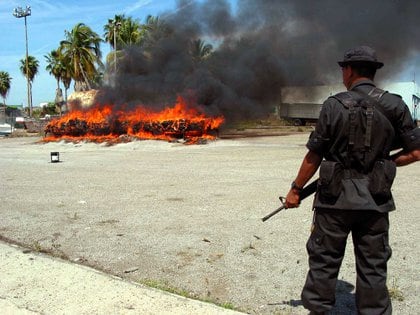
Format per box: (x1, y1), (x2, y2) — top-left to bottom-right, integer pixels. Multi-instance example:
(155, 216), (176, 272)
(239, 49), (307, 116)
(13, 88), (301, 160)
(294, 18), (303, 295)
(285, 188), (301, 208)
(284, 150), (322, 209)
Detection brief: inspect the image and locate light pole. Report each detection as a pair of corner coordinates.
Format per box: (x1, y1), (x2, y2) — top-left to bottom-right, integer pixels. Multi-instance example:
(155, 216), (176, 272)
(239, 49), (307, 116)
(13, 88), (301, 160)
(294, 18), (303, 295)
(113, 21), (121, 75)
(13, 6), (32, 117)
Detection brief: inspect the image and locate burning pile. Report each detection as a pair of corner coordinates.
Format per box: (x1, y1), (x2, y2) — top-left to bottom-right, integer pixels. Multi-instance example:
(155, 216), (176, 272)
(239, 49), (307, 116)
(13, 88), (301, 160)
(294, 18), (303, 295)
(43, 96), (224, 144)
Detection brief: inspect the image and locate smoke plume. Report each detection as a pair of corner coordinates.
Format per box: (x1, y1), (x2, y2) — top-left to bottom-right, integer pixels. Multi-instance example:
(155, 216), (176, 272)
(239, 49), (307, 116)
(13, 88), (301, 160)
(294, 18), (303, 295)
(97, 0), (420, 121)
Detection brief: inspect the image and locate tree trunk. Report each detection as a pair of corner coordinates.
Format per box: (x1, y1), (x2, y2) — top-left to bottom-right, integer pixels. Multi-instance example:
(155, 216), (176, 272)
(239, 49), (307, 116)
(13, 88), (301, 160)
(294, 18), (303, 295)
(29, 82), (33, 114)
(81, 71), (92, 91)
(64, 88), (68, 113)
(78, 62), (92, 91)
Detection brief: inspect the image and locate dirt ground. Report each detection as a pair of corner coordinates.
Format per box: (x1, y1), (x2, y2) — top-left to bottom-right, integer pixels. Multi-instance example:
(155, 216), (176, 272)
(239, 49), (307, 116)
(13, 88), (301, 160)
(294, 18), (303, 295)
(0, 133), (418, 314)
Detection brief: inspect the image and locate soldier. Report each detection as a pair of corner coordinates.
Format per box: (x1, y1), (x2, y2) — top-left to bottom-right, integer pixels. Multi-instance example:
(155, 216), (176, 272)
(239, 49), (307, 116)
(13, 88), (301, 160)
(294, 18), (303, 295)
(285, 46), (420, 314)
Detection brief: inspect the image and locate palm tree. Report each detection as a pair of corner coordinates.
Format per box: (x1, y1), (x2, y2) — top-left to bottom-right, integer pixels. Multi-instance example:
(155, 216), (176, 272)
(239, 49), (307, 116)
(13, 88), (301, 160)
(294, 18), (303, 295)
(45, 50), (65, 114)
(45, 49), (72, 112)
(104, 15), (125, 50)
(190, 39), (213, 63)
(19, 55), (39, 112)
(19, 55), (39, 83)
(45, 49), (64, 89)
(104, 15), (142, 74)
(61, 67), (72, 106)
(0, 71), (12, 105)
(140, 15), (172, 48)
(59, 23), (103, 91)
(119, 16), (142, 46)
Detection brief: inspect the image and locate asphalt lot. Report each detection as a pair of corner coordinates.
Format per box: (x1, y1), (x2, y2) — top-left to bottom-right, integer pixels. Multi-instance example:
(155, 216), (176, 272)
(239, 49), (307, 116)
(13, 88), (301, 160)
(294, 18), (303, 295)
(0, 134), (419, 314)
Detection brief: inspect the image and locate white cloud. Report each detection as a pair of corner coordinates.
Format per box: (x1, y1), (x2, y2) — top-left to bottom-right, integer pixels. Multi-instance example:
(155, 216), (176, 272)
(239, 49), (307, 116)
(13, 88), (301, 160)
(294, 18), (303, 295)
(124, 0), (152, 14)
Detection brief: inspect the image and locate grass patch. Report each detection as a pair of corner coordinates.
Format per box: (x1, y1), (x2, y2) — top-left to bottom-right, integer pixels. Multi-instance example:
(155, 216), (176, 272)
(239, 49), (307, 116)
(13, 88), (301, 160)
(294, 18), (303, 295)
(139, 278), (242, 311)
(217, 301), (236, 310)
(140, 279), (192, 298)
(31, 240), (43, 252)
(29, 240), (69, 260)
(388, 278), (404, 301)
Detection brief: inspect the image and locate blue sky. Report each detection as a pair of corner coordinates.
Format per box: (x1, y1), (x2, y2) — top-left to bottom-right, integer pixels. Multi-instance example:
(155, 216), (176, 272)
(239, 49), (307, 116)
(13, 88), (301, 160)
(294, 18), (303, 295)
(1, 1), (418, 108)
(0, 0), (185, 107)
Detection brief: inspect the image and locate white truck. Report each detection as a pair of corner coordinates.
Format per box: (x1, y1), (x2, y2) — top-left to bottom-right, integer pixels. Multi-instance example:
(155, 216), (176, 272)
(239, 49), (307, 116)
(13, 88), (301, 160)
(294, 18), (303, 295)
(278, 82), (419, 126)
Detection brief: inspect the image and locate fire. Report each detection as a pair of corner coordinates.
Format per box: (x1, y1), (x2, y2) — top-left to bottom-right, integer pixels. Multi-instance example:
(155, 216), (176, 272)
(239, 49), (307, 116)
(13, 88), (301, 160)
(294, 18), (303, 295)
(43, 96), (224, 144)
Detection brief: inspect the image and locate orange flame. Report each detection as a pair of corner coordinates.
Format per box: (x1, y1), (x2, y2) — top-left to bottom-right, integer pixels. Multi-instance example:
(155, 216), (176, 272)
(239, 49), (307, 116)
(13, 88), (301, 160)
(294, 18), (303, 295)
(44, 96), (224, 144)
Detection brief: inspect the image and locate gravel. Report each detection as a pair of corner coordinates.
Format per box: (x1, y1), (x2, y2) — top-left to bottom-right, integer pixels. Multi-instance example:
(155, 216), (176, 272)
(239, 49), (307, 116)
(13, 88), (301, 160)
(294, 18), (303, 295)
(0, 134), (418, 314)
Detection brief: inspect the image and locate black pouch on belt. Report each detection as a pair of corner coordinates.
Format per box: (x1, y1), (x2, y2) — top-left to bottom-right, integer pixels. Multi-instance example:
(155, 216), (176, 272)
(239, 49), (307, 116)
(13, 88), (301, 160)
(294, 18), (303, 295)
(318, 161), (344, 203)
(369, 159), (397, 203)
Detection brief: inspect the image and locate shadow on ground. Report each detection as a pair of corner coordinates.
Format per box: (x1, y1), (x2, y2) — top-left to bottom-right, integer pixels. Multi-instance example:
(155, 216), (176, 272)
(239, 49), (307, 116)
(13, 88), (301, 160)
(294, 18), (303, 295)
(268, 280), (356, 314)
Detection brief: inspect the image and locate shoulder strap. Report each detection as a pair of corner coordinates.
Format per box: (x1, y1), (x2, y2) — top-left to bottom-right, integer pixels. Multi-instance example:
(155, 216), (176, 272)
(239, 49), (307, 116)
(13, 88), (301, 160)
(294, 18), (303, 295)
(331, 92), (357, 109)
(332, 88), (389, 150)
(331, 88), (392, 172)
(364, 88), (387, 148)
(367, 87), (387, 100)
(331, 92), (359, 148)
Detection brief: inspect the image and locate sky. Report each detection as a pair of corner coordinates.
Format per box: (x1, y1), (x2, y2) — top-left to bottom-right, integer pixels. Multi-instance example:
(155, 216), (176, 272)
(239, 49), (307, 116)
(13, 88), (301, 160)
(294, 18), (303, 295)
(0, 0), (187, 107)
(1, 0), (418, 109)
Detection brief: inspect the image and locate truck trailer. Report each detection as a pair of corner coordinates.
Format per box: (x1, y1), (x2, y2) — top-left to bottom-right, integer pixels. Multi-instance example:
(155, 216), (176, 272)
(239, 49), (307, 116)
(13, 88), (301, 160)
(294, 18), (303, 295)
(278, 82), (419, 125)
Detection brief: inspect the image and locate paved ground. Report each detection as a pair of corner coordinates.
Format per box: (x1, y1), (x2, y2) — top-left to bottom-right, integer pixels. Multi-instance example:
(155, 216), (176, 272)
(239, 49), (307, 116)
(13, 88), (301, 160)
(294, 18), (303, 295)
(0, 240), (242, 314)
(0, 134), (419, 314)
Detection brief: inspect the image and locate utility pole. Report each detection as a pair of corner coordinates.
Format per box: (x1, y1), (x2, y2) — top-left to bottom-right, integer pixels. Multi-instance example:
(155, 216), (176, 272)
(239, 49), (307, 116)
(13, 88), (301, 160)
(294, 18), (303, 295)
(13, 6), (32, 117)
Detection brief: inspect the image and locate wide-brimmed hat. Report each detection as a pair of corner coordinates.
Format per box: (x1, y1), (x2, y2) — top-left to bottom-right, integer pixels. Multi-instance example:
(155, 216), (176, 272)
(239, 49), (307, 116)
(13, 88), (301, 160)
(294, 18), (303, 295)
(338, 46), (384, 69)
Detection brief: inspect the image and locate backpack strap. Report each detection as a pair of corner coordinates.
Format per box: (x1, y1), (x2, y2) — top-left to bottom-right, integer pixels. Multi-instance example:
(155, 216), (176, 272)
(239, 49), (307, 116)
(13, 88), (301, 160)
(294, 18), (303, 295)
(368, 87), (387, 100)
(365, 87), (388, 148)
(331, 92), (357, 109)
(332, 88), (388, 150)
(331, 87), (391, 173)
(331, 92), (358, 148)
(331, 92), (359, 169)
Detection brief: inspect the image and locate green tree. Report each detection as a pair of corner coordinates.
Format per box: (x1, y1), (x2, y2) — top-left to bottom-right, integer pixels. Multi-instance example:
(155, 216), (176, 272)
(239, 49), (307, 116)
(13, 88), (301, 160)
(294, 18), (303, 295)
(0, 71), (12, 105)
(104, 15), (125, 50)
(140, 15), (172, 48)
(190, 39), (213, 63)
(120, 16), (142, 46)
(45, 49), (72, 112)
(19, 55), (39, 112)
(104, 15), (142, 74)
(61, 67), (72, 105)
(45, 49), (64, 89)
(19, 55), (39, 83)
(59, 23), (103, 91)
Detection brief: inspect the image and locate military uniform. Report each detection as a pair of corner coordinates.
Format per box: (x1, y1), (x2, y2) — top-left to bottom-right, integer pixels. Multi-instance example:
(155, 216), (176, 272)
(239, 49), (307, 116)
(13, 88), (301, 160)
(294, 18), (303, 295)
(301, 76), (420, 314)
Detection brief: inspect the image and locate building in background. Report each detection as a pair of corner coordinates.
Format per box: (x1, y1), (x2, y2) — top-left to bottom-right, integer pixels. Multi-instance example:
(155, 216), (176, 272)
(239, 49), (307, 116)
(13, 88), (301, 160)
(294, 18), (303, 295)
(381, 81), (419, 122)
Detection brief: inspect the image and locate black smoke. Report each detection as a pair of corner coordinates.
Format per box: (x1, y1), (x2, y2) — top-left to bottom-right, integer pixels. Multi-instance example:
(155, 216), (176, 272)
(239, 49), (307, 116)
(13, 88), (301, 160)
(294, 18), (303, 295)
(96, 0), (420, 121)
